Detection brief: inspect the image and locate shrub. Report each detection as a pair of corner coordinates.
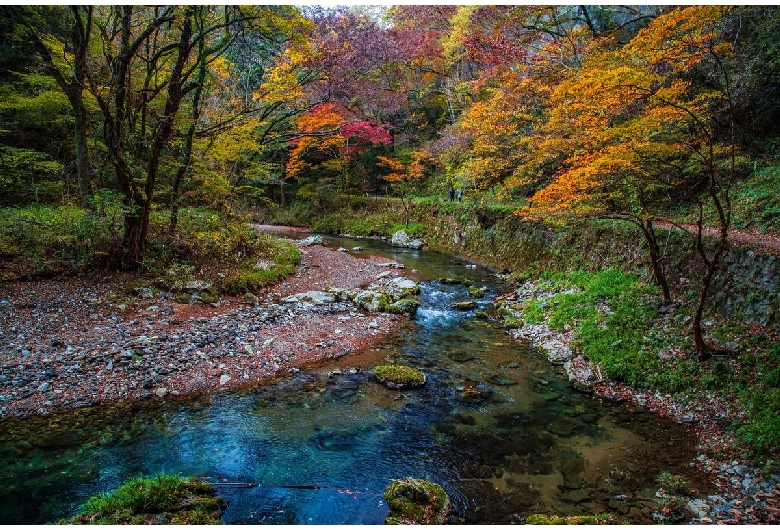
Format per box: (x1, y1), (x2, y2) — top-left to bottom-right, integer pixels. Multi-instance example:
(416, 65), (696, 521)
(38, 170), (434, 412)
(656, 471), (691, 495)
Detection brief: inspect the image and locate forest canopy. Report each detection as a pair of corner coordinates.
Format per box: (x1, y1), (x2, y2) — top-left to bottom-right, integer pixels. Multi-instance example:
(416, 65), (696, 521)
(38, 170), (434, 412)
(2, 6), (779, 317)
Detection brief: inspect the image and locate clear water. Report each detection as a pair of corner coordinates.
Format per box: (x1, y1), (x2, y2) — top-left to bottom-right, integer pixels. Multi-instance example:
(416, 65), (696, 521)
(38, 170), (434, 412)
(0, 234), (708, 524)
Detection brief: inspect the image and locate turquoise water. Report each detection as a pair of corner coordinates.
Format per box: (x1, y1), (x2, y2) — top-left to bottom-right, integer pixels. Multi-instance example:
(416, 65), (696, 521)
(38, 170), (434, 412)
(0, 235), (708, 524)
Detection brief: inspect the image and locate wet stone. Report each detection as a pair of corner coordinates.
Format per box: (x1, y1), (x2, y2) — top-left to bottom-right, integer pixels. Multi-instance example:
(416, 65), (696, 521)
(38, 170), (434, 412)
(487, 375), (517, 386)
(558, 490), (591, 505)
(449, 351), (476, 363)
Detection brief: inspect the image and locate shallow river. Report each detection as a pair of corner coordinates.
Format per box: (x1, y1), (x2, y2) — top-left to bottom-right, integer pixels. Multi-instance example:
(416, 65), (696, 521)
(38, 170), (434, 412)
(0, 233), (708, 524)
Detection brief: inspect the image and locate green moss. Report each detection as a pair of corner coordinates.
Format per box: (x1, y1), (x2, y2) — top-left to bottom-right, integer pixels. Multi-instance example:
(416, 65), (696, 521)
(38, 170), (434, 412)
(440, 277), (473, 286)
(525, 513), (627, 525)
(375, 365), (427, 389)
(384, 478), (450, 525)
(388, 297), (421, 315)
(467, 286), (485, 297)
(401, 285), (421, 296)
(57, 474), (225, 525)
(197, 291), (220, 304)
(174, 293), (190, 304)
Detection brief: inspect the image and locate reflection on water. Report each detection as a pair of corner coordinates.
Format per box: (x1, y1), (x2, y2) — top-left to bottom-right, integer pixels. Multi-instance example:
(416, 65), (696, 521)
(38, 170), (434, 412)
(0, 234), (709, 524)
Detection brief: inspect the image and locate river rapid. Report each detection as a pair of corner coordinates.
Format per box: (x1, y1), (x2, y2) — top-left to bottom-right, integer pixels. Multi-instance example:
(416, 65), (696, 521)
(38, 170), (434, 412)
(0, 233), (709, 524)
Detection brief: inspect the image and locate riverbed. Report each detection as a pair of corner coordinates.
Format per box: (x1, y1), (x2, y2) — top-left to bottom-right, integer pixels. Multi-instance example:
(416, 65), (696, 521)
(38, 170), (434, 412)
(0, 234), (710, 524)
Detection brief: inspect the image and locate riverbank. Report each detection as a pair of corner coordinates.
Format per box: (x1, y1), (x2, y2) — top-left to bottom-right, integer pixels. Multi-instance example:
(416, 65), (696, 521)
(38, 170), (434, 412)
(0, 243), (410, 420)
(499, 277), (780, 524)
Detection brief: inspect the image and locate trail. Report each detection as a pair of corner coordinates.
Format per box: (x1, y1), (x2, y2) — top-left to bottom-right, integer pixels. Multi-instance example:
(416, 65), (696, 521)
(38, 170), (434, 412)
(656, 221), (780, 256)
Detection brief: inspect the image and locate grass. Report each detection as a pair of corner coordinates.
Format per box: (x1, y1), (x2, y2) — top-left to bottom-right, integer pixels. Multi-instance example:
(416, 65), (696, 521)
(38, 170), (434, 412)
(729, 165), (780, 235)
(503, 268), (780, 458)
(58, 474), (225, 525)
(514, 269), (698, 390)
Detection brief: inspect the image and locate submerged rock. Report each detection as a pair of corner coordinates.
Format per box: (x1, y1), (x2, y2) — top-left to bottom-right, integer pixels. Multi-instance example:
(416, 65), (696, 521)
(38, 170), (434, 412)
(384, 477), (452, 525)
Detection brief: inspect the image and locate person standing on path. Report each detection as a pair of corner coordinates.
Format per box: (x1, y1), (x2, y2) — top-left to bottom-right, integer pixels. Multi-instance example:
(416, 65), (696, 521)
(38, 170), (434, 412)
(449, 186), (455, 202)
(457, 188), (463, 202)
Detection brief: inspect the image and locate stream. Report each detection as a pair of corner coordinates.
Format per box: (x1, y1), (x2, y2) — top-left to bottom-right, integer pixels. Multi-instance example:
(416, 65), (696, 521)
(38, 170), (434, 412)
(0, 233), (709, 524)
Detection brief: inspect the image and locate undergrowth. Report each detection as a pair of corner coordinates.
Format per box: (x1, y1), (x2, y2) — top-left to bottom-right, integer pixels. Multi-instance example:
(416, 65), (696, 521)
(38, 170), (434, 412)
(506, 268), (780, 458)
(0, 197), (300, 292)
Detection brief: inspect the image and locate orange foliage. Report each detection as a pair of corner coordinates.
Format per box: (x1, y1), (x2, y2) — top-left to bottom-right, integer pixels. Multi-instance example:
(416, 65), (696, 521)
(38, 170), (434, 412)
(520, 6), (732, 224)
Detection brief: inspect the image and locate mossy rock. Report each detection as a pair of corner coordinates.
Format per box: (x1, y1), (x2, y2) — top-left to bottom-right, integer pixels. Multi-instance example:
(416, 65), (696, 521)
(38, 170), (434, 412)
(467, 286), (485, 298)
(440, 277), (473, 286)
(374, 365), (427, 390)
(524, 512), (627, 525)
(451, 300), (478, 310)
(57, 474), (226, 525)
(384, 477), (451, 525)
(459, 387), (489, 404)
(388, 297), (421, 315)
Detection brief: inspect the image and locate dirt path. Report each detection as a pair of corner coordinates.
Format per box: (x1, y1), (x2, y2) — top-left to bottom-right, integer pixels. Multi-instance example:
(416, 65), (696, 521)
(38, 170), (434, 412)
(656, 221), (780, 256)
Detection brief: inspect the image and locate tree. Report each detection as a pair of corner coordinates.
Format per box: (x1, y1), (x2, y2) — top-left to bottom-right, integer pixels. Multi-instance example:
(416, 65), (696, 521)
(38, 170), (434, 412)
(377, 149), (427, 226)
(520, 6), (747, 358)
(75, 6), (307, 267)
(5, 6), (94, 207)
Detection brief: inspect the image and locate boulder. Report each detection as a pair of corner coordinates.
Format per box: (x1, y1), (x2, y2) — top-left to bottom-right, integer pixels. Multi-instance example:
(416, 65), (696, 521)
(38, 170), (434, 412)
(297, 235), (323, 247)
(390, 277), (420, 295)
(374, 365), (427, 390)
(384, 478), (452, 525)
(390, 230), (411, 247)
(281, 290), (336, 305)
(391, 230), (426, 250)
(388, 298), (420, 315)
(353, 290), (389, 312)
(563, 355), (600, 392)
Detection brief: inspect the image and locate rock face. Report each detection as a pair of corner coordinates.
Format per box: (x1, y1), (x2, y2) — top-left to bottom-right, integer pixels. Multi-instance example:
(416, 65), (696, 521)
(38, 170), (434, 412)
(384, 478), (452, 525)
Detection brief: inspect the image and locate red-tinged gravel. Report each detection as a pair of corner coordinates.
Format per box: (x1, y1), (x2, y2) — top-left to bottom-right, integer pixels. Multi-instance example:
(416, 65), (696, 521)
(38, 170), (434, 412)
(0, 244), (411, 421)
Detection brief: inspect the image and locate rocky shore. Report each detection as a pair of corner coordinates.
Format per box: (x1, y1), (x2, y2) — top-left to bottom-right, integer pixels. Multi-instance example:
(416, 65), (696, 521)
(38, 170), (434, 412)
(499, 279), (780, 524)
(0, 244), (416, 420)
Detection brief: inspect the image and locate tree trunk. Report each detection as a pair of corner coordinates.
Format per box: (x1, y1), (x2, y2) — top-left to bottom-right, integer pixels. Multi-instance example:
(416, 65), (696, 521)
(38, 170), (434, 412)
(639, 218), (671, 302)
(17, 6), (93, 208)
(122, 209), (145, 268)
(72, 99), (90, 208)
(169, 55), (205, 236)
(692, 260), (717, 360)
